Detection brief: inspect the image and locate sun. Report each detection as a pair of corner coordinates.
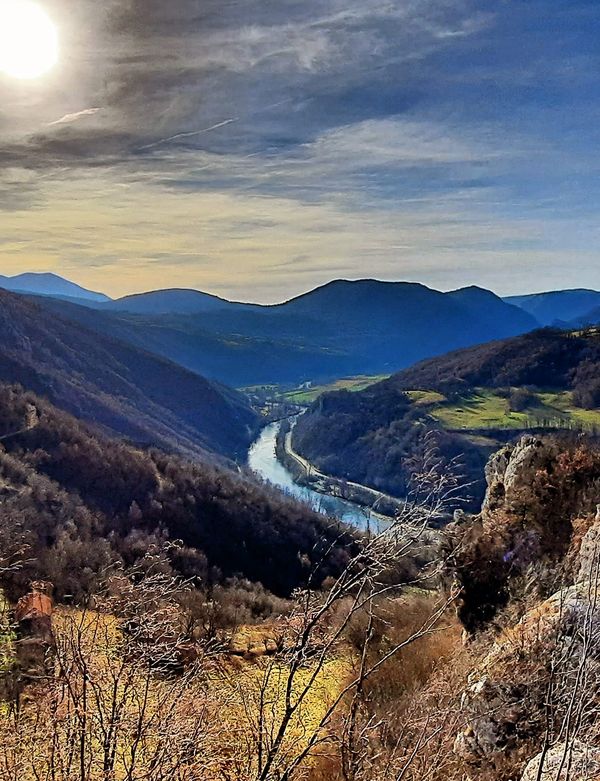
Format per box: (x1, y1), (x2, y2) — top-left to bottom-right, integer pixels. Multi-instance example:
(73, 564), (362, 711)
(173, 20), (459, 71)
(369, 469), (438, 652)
(0, 0), (58, 80)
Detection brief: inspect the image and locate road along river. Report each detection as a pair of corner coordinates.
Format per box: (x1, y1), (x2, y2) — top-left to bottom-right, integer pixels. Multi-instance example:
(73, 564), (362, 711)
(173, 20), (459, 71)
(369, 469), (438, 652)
(248, 421), (390, 533)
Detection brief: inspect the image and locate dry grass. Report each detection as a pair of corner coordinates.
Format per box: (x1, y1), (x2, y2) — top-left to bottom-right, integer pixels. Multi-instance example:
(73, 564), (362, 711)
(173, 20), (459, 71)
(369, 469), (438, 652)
(0, 604), (354, 781)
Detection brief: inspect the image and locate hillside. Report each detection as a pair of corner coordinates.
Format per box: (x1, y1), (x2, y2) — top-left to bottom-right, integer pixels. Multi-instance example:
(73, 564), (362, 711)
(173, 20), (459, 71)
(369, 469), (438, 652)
(292, 328), (600, 506)
(0, 382), (352, 602)
(0, 290), (258, 459)
(34, 278), (539, 386)
(3, 432), (600, 781)
(0, 272), (110, 303)
(105, 287), (252, 315)
(506, 288), (600, 326)
(27, 296), (354, 387)
(388, 327), (600, 403)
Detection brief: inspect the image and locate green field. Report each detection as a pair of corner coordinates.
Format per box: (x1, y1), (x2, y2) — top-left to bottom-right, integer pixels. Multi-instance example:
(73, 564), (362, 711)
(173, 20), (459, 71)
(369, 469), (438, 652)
(419, 388), (600, 431)
(282, 375), (390, 404)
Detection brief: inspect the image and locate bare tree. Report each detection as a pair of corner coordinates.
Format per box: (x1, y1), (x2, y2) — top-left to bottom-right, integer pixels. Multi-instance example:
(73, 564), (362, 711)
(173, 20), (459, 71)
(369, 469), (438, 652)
(226, 452), (463, 781)
(0, 563), (227, 781)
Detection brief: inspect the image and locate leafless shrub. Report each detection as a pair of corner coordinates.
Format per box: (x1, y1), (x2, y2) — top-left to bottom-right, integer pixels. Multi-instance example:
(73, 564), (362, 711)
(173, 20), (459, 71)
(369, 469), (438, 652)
(0, 560), (225, 781)
(225, 452), (463, 781)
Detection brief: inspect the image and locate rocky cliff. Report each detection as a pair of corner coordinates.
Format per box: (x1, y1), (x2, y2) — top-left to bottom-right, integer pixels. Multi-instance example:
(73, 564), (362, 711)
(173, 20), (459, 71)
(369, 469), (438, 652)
(444, 436), (600, 780)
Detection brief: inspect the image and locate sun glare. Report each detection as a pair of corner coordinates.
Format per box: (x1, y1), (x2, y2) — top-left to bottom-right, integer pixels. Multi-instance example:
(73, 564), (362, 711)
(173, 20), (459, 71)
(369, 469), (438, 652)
(0, 0), (58, 79)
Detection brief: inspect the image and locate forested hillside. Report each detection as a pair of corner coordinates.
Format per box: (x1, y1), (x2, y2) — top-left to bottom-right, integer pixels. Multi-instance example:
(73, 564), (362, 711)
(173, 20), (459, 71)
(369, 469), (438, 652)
(389, 328), (600, 406)
(0, 383), (352, 603)
(0, 291), (258, 459)
(292, 328), (600, 507)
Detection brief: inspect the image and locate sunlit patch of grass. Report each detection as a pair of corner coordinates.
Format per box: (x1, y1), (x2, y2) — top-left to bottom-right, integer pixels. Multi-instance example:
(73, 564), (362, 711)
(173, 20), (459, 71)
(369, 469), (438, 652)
(213, 652), (354, 774)
(429, 388), (600, 431)
(0, 590), (15, 674)
(431, 390), (525, 429)
(2, 605), (353, 780)
(283, 375), (390, 404)
(406, 390), (447, 406)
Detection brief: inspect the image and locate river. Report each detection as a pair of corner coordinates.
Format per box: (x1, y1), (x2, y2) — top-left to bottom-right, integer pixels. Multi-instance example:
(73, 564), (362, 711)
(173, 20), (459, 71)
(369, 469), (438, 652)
(247, 421), (385, 532)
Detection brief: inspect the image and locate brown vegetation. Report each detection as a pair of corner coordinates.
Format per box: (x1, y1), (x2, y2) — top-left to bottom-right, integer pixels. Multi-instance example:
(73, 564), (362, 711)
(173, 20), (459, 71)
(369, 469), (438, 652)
(1, 434), (600, 781)
(0, 383), (355, 604)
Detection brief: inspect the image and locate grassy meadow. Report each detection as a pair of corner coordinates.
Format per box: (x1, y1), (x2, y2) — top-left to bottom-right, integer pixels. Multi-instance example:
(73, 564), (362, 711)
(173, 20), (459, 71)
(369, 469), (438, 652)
(421, 388), (600, 431)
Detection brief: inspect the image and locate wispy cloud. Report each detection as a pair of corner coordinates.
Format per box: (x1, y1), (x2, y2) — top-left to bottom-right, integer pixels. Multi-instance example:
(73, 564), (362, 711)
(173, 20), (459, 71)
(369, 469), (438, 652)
(1, 0), (599, 297)
(48, 108), (102, 126)
(137, 118), (240, 151)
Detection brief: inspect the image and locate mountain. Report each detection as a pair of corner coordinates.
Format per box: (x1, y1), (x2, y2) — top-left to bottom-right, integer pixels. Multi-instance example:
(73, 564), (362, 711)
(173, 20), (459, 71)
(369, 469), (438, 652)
(292, 327), (600, 507)
(0, 272), (110, 303)
(0, 382), (352, 602)
(0, 290), (258, 459)
(105, 288), (249, 315)
(34, 278), (539, 386)
(273, 282), (538, 363)
(567, 305), (600, 328)
(505, 288), (600, 326)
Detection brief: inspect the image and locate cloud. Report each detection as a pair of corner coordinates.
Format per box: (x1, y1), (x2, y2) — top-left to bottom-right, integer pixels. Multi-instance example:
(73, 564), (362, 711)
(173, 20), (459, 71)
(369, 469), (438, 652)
(1, 0), (600, 298)
(138, 118), (240, 152)
(48, 108), (102, 126)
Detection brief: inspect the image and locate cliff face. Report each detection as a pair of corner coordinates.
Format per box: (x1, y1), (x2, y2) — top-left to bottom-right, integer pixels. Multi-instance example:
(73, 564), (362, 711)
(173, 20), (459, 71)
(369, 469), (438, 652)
(444, 436), (600, 780)
(445, 436), (600, 632)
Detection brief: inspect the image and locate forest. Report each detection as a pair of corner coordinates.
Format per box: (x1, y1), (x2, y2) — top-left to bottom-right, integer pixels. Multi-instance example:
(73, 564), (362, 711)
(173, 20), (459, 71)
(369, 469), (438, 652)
(0, 382), (355, 608)
(292, 328), (600, 509)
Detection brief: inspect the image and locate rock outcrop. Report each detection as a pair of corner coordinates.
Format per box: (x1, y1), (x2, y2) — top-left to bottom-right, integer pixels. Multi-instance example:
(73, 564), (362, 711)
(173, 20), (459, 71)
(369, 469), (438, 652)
(446, 436), (600, 632)
(521, 741), (600, 781)
(448, 437), (600, 778)
(577, 506), (600, 584)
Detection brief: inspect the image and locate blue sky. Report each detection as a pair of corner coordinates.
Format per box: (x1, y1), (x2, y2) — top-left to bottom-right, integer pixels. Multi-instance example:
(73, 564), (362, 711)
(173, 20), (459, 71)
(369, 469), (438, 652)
(0, 0), (599, 301)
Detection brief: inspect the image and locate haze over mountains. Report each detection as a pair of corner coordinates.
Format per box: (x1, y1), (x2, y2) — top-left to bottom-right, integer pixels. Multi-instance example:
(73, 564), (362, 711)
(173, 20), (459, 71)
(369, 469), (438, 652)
(0, 291), (258, 459)
(506, 289), (600, 326)
(2, 270), (600, 398)
(3, 274), (550, 387)
(0, 272), (110, 303)
(5, 271), (600, 323)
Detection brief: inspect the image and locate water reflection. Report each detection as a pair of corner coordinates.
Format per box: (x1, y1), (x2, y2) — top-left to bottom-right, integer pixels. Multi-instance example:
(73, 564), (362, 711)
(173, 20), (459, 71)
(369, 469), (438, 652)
(248, 421), (384, 533)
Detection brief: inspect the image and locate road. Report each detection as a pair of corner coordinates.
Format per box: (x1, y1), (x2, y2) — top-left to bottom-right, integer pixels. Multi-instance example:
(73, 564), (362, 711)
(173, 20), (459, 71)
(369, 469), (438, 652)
(283, 427), (402, 515)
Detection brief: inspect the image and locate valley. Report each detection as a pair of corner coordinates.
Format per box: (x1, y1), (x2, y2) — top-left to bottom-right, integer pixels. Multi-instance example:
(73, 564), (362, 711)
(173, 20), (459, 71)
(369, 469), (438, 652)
(0, 276), (599, 781)
(3, 1), (600, 775)
(247, 420), (386, 531)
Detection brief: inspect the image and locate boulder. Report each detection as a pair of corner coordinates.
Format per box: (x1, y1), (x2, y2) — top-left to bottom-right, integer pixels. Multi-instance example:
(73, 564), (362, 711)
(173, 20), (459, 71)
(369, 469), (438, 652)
(521, 741), (600, 781)
(454, 678), (524, 761)
(577, 507), (600, 584)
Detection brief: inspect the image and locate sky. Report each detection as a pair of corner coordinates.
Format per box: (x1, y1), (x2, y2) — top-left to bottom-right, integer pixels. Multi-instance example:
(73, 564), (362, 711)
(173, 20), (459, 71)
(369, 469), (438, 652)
(1, 0), (600, 303)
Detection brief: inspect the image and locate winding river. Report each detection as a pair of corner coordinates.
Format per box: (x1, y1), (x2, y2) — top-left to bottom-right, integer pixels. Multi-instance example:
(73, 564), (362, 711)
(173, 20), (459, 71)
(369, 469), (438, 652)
(248, 421), (385, 532)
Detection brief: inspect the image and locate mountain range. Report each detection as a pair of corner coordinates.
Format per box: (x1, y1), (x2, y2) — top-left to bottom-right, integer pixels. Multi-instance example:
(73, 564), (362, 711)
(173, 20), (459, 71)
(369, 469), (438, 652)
(0, 290), (258, 459)
(5, 275), (546, 387)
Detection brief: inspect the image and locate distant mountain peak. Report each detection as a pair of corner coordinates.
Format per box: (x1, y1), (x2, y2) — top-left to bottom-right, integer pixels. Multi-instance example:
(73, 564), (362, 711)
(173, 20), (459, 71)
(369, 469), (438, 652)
(450, 284), (499, 296)
(0, 272), (111, 303)
(506, 288), (600, 326)
(107, 286), (243, 315)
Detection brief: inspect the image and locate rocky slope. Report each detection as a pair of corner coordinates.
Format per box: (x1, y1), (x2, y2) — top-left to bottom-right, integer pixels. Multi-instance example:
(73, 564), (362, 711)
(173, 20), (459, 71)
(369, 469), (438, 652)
(442, 435), (600, 780)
